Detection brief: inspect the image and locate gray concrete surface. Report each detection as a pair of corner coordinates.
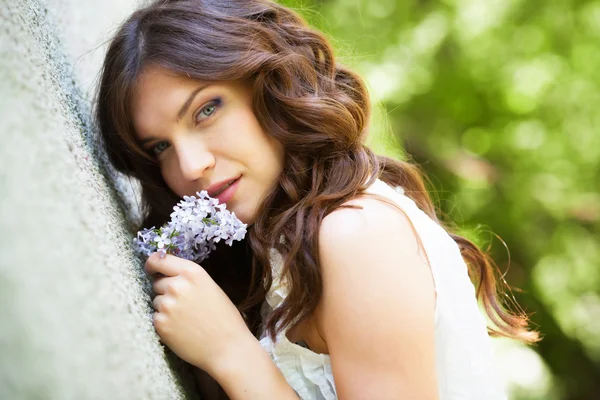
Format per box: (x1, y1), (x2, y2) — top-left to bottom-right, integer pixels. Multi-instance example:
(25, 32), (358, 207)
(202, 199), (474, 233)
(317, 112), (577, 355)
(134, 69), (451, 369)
(0, 0), (200, 398)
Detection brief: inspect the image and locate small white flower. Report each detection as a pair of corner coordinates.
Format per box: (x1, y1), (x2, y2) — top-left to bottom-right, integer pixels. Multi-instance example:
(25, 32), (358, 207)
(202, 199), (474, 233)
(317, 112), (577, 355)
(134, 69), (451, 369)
(133, 192), (247, 263)
(155, 232), (172, 249)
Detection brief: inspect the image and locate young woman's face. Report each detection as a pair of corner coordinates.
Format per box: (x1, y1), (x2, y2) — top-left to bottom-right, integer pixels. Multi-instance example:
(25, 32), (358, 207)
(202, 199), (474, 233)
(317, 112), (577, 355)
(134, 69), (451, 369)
(130, 66), (285, 225)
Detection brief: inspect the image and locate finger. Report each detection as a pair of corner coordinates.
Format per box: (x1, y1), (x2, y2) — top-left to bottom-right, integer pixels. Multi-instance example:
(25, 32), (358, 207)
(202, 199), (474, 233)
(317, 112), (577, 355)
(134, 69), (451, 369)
(152, 275), (179, 295)
(152, 294), (164, 312)
(145, 252), (185, 277)
(152, 294), (175, 313)
(152, 309), (168, 334)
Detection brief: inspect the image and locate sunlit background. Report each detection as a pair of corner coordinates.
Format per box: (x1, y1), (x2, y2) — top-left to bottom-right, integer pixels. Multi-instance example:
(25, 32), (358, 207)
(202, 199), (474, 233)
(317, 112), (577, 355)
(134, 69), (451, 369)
(277, 0), (600, 399)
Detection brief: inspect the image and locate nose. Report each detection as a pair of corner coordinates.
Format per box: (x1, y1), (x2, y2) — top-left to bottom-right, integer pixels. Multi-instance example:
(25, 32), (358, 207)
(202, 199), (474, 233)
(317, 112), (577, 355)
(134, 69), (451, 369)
(176, 141), (215, 182)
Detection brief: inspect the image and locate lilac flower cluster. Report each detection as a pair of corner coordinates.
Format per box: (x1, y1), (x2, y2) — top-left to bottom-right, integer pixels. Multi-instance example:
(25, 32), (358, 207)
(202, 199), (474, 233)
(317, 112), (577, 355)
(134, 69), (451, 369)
(134, 190), (247, 262)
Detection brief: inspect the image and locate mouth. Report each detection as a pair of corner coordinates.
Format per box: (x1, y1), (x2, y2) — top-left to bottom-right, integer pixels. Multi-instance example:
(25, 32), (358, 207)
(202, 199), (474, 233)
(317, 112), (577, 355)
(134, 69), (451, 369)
(207, 176), (241, 198)
(212, 180), (235, 196)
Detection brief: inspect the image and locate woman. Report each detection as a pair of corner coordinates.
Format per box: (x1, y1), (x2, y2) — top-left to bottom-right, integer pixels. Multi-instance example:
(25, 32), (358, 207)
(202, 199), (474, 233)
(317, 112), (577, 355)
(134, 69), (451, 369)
(94, 0), (540, 398)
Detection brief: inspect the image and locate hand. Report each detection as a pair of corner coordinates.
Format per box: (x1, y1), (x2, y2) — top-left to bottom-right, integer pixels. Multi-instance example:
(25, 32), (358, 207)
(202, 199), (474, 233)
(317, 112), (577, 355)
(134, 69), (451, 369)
(145, 252), (253, 375)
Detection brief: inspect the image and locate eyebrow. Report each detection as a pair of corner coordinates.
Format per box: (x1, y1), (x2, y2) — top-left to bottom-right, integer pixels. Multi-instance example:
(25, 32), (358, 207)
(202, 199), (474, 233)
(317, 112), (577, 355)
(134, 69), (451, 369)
(139, 84), (211, 146)
(177, 84), (210, 122)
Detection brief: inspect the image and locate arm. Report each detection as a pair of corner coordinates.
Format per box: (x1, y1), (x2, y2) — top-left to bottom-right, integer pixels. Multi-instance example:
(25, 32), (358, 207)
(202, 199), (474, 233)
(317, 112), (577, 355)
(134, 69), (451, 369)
(209, 333), (299, 400)
(317, 197), (439, 400)
(144, 253), (298, 400)
(192, 367), (229, 400)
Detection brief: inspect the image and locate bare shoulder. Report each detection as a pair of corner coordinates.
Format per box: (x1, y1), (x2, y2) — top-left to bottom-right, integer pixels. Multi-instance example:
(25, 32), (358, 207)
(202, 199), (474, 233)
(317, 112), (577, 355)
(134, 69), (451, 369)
(319, 193), (421, 256)
(317, 191), (433, 307)
(316, 193), (438, 398)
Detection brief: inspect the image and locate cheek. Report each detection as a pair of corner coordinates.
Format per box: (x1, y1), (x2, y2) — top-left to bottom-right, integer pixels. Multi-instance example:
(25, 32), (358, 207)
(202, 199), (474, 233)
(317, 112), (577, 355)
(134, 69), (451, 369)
(227, 109), (281, 163)
(272, 140), (285, 169)
(261, 141), (284, 179)
(220, 112), (260, 154)
(160, 158), (183, 193)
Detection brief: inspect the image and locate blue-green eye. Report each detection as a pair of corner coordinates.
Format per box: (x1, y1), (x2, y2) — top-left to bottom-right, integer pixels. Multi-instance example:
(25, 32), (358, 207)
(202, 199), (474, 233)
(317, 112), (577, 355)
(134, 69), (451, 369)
(194, 98), (221, 125)
(151, 141), (170, 156)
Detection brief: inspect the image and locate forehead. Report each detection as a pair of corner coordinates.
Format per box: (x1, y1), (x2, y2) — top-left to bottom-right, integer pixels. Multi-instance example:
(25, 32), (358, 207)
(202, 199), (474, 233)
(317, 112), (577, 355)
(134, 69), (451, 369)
(134, 65), (200, 94)
(129, 66), (208, 137)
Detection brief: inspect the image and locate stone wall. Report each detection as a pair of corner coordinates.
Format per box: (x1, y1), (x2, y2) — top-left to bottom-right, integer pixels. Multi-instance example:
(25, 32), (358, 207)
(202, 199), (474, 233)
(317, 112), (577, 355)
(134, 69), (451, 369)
(0, 1), (199, 398)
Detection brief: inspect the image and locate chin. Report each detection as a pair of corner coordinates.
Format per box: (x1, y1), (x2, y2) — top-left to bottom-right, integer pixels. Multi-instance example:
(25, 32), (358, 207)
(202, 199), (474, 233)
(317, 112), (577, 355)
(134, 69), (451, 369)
(236, 212), (255, 226)
(231, 205), (257, 226)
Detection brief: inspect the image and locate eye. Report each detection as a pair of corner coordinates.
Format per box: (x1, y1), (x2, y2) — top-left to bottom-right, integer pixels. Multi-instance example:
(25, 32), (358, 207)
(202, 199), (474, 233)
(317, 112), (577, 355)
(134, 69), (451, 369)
(194, 98), (221, 126)
(150, 141), (170, 156)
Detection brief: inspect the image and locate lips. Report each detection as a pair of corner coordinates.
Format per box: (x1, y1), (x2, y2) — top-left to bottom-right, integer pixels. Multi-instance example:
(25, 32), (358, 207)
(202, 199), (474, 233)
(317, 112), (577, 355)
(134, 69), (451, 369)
(207, 176), (240, 197)
(212, 180), (235, 196)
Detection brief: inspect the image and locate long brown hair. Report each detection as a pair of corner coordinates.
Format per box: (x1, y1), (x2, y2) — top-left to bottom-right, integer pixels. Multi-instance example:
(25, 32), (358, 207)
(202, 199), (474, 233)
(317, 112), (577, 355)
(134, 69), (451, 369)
(94, 0), (539, 344)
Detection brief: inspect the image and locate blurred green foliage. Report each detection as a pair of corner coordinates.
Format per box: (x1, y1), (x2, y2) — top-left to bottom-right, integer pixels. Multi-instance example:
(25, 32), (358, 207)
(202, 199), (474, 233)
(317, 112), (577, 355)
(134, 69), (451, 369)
(277, 0), (600, 399)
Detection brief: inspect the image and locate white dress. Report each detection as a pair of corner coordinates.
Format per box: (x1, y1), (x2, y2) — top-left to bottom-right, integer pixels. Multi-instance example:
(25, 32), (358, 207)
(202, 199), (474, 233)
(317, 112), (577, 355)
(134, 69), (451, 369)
(259, 178), (508, 399)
